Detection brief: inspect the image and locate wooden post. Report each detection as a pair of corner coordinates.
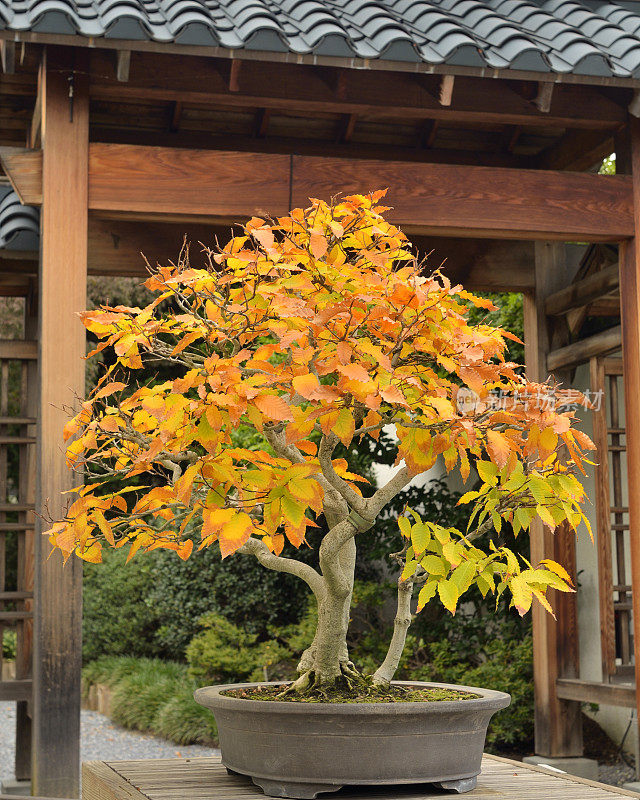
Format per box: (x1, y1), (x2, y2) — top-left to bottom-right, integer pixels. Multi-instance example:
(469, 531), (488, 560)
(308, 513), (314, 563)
(524, 242), (583, 757)
(32, 47), (88, 798)
(619, 117), (640, 740)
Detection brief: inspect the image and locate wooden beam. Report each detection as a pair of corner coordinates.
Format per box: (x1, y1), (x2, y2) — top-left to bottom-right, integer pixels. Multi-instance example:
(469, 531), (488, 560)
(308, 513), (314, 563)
(229, 60), (241, 93)
(32, 46), (88, 798)
(90, 127), (534, 169)
(14, 293), (36, 782)
(0, 40), (15, 74)
(525, 242), (583, 759)
(115, 50), (130, 83)
(422, 238), (535, 291)
(29, 60), (43, 149)
(2, 144), (627, 240)
(0, 147), (42, 204)
(545, 263), (619, 315)
(0, 679), (32, 701)
(0, 339), (36, 359)
(619, 117), (640, 755)
(290, 155), (632, 241)
(534, 81), (554, 113)
(88, 52), (627, 131)
(253, 108), (271, 139)
(70, 146), (640, 240)
(547, 325), (621, 371)
(439, 75), (455, 106)
(556, 678), (635, 708)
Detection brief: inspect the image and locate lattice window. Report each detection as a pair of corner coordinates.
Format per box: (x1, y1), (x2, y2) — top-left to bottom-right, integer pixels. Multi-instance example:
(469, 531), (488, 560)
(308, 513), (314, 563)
(0, 338), (36, 779)
(591, 356), (633, 683)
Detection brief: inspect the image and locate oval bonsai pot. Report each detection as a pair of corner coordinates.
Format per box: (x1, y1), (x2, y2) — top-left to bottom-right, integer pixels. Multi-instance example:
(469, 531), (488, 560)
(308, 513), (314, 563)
(194, 681), (510, 798)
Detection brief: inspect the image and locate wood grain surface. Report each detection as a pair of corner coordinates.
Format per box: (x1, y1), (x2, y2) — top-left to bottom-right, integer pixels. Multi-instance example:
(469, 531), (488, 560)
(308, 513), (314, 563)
(82, 755), (640, 800)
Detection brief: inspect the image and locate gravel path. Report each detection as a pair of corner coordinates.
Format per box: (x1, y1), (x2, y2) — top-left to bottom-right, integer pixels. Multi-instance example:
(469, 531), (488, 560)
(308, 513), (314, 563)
(0, 701), (219, 780)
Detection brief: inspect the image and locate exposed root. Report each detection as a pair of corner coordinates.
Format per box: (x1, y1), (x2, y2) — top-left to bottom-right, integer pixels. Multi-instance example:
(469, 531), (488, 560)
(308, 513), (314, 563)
(277, 661), (372, 699)
(277, 670), (313, 698)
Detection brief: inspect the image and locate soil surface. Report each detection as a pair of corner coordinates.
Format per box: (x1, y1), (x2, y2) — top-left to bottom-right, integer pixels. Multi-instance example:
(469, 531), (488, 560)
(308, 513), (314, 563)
(223, 684), (482, 703)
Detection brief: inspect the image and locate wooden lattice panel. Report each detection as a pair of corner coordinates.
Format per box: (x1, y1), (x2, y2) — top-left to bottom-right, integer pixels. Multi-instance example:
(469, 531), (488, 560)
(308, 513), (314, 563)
(0, 338), (36, 778)
(591, 356), (633, 683)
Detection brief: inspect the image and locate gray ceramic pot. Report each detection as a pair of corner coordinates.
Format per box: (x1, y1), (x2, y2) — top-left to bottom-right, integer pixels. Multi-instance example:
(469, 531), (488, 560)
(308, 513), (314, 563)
(194, 680), (510, 798)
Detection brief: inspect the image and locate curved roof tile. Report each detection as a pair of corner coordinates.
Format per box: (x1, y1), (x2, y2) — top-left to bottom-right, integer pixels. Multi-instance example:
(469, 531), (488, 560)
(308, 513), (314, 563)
(0, 188), (39, 252)
(4, 0), (640, 77)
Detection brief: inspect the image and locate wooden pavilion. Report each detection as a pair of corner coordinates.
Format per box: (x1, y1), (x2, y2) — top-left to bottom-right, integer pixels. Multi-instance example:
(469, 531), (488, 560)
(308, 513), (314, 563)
(0, 0), (639, 794)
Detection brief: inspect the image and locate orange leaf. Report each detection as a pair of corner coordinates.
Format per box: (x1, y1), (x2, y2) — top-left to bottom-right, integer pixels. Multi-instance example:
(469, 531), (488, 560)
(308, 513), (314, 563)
(337, 363), (370, 383)
(309, 233), (328, 259)
(255, 394), (293, 422)
(336, 342), (353, 365)
(176, 539), (194, 560)
(485, 429), (511, 469)
(93, 509), (115, 547)
(381, 385), (406, 405)
(94, 381), (126, 400)
(292, 373), (321, 400)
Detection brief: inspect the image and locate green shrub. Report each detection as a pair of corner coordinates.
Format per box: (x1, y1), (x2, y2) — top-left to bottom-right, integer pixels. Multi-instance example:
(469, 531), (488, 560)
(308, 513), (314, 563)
(83, 656), (216, 745)
(149, 545), (311, 657)
(82, 548), (163, 662)
(154, 687), (217, 745)
(401, 620), (533, 752)
(2, 629), (16, 660)
(186, 613), (292, 684)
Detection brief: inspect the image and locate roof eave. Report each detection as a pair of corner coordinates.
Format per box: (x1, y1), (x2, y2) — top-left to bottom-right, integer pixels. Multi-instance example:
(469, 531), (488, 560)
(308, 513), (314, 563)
(2, 29), (640, 90)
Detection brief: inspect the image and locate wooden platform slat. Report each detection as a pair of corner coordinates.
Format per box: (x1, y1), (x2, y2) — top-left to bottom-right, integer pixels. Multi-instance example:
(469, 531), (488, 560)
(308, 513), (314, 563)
(81, 755), (640, 800)
(0, 679), (32, 701)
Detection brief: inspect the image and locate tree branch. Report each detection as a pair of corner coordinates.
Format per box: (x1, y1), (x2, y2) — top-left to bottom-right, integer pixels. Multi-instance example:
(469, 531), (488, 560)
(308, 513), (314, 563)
(366, 465), (411, 518)
(262, 425), (348, 525)
(318, 432), (368, 516)
(372, 577), (414, 686)
(238, 538), (325, 599)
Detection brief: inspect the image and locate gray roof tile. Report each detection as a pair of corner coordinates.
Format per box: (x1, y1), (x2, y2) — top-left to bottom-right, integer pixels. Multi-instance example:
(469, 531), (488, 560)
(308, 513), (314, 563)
(0, 188), (39, 251)
(5, 0), (640, 78)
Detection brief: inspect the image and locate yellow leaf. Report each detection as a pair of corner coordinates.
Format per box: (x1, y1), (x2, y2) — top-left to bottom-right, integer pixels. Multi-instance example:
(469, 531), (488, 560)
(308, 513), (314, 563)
(417, 580), (438, 611)
(93, 509), (115, 547)
(332, 408), (355, 447)
(437, 580), (459, 614)
(219, 512), (254, 558)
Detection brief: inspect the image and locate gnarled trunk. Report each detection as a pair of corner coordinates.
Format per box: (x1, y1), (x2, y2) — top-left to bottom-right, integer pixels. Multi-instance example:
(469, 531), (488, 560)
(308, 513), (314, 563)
(293, 538), (357, 692)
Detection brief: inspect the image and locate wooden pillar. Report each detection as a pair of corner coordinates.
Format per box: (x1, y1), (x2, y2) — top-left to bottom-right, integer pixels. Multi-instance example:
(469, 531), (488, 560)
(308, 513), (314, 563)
(620, 117), (640, 736)
(524, 242), (583, 757)
(32, 47), (88, 798)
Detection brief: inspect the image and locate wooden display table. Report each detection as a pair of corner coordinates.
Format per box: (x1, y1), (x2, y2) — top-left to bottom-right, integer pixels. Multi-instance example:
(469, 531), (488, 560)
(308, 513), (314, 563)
(82, 754), (639, 800)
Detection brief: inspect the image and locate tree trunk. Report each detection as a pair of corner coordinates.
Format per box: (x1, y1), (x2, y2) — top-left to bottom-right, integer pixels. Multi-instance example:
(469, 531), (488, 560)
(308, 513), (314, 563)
(295, 538), (357, 691)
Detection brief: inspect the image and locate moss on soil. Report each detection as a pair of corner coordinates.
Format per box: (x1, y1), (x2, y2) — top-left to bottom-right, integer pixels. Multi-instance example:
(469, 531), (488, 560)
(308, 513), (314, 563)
(223, 684), (482, 704)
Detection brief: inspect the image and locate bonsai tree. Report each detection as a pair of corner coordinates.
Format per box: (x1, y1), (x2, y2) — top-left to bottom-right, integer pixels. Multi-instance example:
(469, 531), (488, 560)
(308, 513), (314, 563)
(47, 191), (594, 695)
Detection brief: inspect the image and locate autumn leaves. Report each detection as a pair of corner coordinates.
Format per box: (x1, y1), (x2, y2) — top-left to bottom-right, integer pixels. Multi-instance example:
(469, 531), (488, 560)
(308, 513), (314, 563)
(47, 190), (594, 625)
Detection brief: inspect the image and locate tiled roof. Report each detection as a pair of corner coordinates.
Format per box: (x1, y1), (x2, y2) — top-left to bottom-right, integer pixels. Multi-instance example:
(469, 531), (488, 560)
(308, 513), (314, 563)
(0, 187), (39, 250)
(3, 0), (640, 78)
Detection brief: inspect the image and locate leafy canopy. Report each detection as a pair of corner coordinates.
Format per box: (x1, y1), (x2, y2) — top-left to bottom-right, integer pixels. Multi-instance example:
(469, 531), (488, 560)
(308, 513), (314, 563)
(47, 191), (594, 619)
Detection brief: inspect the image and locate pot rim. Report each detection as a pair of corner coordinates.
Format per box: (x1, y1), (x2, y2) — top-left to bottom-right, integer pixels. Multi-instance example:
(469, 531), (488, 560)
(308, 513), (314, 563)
(194, 679), (511, 716)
